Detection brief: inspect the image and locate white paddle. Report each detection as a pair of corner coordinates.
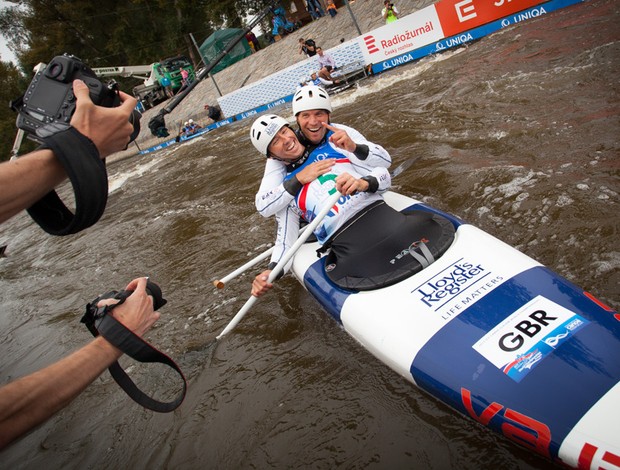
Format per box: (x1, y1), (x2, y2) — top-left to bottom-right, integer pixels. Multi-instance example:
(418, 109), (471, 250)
(216, 190), (342, 340)
(213, 247), (274, 289)
(212, 226), (308, 289)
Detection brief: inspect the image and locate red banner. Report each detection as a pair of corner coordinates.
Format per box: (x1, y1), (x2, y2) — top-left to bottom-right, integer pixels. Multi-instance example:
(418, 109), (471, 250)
(435, 0), (548, 37)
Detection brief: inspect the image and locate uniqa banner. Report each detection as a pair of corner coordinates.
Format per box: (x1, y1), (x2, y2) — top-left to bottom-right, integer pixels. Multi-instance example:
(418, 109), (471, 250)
(359, 0), (549, 64)
(435, 0), (548, 37)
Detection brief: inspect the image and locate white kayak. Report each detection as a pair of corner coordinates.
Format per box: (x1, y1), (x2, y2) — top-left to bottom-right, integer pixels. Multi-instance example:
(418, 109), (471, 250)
(290, 191), (620, 469)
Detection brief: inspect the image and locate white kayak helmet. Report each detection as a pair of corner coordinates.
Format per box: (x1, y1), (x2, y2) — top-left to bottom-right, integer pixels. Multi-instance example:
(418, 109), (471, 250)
(292, 85), (332, 116)
(250, 114), (289, 155)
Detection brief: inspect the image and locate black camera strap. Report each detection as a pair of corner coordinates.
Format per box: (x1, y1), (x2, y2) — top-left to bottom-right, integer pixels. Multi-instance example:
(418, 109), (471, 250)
(82, 291), (186, 413)
(28, 124), (108, 236)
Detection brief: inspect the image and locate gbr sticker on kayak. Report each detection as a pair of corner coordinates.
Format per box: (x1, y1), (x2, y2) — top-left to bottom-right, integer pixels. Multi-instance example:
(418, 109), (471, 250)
(473, 296), (588, 382)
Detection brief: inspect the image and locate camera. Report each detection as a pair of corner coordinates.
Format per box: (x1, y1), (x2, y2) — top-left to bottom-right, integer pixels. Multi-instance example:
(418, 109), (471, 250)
(12, 53), (140, 143)
(85, 279), (167, 320)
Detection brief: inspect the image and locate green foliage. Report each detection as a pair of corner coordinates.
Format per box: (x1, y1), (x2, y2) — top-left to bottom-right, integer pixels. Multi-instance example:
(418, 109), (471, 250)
(0, 61), (35, 161)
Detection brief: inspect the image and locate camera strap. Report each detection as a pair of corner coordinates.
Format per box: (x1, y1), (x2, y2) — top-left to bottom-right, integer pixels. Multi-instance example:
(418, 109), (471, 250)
(82, 294), (187, 413)
(28, 124), (108, 235)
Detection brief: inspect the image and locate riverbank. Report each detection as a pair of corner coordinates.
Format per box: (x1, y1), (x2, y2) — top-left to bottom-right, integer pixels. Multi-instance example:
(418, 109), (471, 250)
(110, 0), (435, 163)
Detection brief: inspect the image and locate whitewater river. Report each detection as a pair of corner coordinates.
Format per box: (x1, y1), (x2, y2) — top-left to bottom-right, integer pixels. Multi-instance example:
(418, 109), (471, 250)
(1, 1), (618, 468)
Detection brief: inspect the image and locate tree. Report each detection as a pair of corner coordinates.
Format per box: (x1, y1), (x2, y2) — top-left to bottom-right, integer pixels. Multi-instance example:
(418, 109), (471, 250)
(0, 61), (33, 161)
(0, 0), (276, 158)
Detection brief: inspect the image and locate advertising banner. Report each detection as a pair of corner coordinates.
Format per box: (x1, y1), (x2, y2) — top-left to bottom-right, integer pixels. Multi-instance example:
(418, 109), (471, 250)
(360, 5), (445, 64)
(371, 0), (583, 74)
(435, 0), (547, 37)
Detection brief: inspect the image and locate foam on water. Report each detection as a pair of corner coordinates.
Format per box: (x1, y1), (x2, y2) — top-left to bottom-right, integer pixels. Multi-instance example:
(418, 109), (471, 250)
(108, 157), (162, 193)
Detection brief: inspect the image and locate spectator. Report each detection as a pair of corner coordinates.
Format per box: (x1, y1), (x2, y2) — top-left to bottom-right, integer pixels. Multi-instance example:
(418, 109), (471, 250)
(326, 0), (338, 18)
(204, 104), (223, 122)
(180, 67), (190, 89)
(0, 80), (161, 449)
(306, 0), (325, 19)
(316, 47), (337, 81)
(246, 31), (261, 52)
(382, 0), (399, 24)
(298, 37), (317, 57)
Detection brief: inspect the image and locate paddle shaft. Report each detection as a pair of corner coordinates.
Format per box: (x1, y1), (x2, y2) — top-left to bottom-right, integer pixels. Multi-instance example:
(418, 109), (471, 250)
(213, 247), (273, 289)
(216, 191), (342, 339)
(213, 226), (309, 289)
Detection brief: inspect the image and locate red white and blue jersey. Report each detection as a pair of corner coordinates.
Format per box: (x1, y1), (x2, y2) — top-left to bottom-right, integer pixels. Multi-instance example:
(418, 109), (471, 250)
(269, 132), (390, 269)
(285, 150), (385, 244)
(255, 123), (392, 218)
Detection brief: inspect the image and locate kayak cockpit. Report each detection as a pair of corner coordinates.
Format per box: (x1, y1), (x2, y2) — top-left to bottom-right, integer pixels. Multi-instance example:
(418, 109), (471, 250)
(323, 207), (456, 291)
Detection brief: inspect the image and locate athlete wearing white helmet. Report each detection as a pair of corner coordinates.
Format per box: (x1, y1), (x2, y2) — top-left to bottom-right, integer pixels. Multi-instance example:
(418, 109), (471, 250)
(248, 113), (393, 297)
(250, 114), (290, 156)
(254, 85), (392, 218)
(291, 85), (333, 116)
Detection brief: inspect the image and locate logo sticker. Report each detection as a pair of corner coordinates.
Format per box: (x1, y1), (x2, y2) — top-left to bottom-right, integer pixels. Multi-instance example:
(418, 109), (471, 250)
(473, 296), (588, 382)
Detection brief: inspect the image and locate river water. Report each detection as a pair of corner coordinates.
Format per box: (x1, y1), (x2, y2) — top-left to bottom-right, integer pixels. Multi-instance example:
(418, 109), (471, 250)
(1, 1), (618, 468)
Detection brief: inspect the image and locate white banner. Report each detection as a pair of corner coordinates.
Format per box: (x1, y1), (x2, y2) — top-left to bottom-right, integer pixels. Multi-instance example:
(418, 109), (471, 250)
(359, 5), (445, 64)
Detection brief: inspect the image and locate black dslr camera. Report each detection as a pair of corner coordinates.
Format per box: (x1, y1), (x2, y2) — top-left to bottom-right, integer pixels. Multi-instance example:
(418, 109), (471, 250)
(13, 53), (140, 142)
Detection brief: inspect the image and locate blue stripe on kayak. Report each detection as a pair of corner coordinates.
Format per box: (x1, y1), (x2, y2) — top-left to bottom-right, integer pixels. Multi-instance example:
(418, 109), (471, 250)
(303, 257), (352, 323)
(410, 266), (620, 460)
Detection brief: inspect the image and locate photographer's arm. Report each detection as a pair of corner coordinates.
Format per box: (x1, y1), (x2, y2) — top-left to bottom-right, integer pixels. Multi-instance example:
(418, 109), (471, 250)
(0, 80), (137, 225)
(0, 278), (159, 450)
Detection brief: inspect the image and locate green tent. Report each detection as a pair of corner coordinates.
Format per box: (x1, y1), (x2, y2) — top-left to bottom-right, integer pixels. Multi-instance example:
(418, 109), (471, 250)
(199, 28), (252, 75)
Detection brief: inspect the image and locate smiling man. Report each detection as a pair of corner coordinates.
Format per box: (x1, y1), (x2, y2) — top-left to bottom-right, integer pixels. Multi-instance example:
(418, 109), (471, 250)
(255, 85), (392, 218)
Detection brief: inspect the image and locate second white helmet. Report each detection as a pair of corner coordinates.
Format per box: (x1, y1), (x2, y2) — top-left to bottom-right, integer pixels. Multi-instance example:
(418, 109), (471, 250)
(292, 85), (332, 116)
(250, 114), (289, 155)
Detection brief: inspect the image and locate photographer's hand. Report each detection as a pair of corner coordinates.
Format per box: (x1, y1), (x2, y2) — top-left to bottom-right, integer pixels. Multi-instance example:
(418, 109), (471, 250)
(0, 276), (161, 449)
(96, 277), (161, 337)
(70, 79), (138, 157)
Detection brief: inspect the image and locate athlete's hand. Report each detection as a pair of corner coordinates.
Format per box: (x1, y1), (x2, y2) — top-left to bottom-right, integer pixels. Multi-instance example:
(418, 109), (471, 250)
(336, 172), (369, 195)
(252, 270), (273, 297)
(324, 123), (356, 153)
(296, 159), (334, 184)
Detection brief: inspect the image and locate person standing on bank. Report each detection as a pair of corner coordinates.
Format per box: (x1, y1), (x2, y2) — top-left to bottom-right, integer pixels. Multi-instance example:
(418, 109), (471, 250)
(382, 0), (399, 24)
(306, 0), (325, 20)
(326, 0), (338, 17)
(298, 37), (317, 57)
